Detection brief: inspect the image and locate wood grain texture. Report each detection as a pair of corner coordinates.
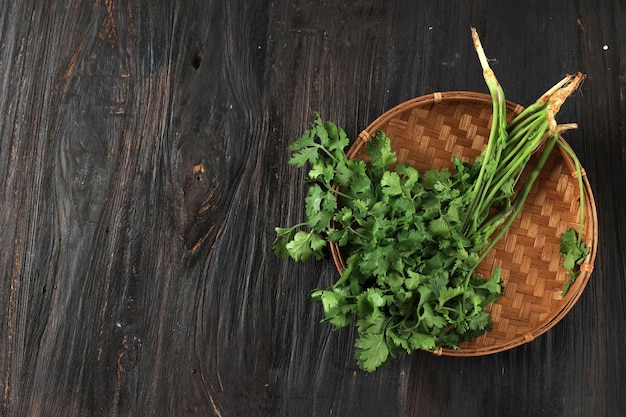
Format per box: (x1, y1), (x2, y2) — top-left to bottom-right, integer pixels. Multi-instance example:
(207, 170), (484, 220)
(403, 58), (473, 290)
(0, 0), (624, 416)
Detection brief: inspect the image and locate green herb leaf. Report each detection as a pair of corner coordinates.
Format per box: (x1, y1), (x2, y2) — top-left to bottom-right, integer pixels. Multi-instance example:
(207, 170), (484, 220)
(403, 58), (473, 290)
(559, 228), (590, 296)
(354, 315), (389, 372)
(380, 171), (404, 196)
(273, 227), (295, 259)
(285, 230), (326, 261)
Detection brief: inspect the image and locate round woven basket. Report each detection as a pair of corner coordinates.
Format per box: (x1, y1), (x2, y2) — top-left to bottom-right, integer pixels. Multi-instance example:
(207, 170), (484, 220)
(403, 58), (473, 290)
(330, 91), (598, 357)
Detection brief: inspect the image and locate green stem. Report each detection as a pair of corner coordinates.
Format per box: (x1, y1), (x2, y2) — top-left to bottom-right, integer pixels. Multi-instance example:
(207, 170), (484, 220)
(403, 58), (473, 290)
(315, 143), (342, 165)
(478, 119), (549, 216)
(506, 105), (546, 143)
(331, 187), (354, 201)
(507, 100), (548, 131)
(502, 111), (549, 165)
(332, 262), (353, 289)
(464, 28), (504, 234)
(503, 120), (549, 170)
(556, 139), (586, 242)
(506, 73), (573, 130)
(348, 226), (367, 239)
(462, 83), (507, 234)
(476, 132), (559, 264)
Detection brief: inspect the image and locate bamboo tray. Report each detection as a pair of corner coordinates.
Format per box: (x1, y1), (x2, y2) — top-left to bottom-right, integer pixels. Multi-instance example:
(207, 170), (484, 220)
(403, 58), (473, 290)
(330, 91), (598, 357)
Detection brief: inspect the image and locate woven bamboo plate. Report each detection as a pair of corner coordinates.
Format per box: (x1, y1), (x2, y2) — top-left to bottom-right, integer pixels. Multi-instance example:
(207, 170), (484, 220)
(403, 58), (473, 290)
(330, 91), (598, 357)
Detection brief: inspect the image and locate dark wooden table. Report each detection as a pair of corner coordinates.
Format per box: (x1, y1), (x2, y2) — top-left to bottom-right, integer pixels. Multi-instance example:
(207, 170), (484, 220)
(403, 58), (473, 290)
(1, 1), (624, 416)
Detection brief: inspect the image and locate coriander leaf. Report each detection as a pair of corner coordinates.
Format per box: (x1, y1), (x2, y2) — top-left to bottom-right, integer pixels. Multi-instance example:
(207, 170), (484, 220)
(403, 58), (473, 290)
(308, 161), (335, 185)
(422, 168), (451, 191)
(305, 184), (336, 231)
(285, 230), (325, 261)
(437, 286), (465, 305)
(396, 229), (426, 252)
(559, 228), (589, 271)
(396, 163), (420, 190)
(428, 217), (451, 238)
(356, 288), (385, 318)
(320, 119), (350, 152)
(327, 227), (350, 246)
(327, 306), (356, 329)
(312, 288), (355, 329)
(386, 327), (411, 353)
(314, 120), (330, 146)
(273, 227), (295, 259)
(443, 199), (464, 226)
(347, 158), (368, 177)
(416, 286), (434, 309)
(333, 206), (354, 224)
(367, 287), (386, 307)
(559, 228), (590, 296)
(408, 331), (437, 351)
(355, 315), (390, 372)
(310, 232), (326, 252)
(288, 127), (322, 167)
(368, 201), (390, 218)
(360, 244), (394, 276)
(378, 271), (404, 291)
(367, 131), (397, 179)
(391, 196), (416, 219)
(288, 145), (320, 167)
(421, 195), (441, 214)
(472, 268), (502, 297)
(350, 199), (371, 218)
(422, 305), (448, 329)
(467, 311), (491, 332)
(311, 289), (339, 314)
(287, 129), (315, 152)
(405, 270), (428, 291)
(380, 171), (403, 196)
(334, 161), (354, 187)
(355, 331), (389, 372)
(348, 175), (374, 200)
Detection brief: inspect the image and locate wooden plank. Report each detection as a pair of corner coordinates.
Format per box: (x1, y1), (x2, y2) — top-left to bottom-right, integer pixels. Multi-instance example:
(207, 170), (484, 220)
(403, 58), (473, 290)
(0, 0), (624, 416)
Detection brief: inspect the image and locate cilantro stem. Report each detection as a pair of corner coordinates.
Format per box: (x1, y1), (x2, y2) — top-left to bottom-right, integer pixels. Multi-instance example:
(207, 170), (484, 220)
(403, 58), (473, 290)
(330, 187), (354, 201)
(556, 138), (586, 243)
(464, 28), (509, 236)
(507, 74), (573, 130)
(347, 226), (367, 239)
(507, 100), (548, 132)
(477, 132), (559, 264)
(462, 84), (507, 235)
(331, 262), (352, 289)
(502, 109), (548, 163)
(477, 118), (549, 217)
(313, 142), (343, 165)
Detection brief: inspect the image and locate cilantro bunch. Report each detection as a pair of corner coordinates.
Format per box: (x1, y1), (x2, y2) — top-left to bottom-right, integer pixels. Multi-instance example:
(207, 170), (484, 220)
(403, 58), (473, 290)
(274, 29), (590, 372)
(275, 118), (506, 371)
